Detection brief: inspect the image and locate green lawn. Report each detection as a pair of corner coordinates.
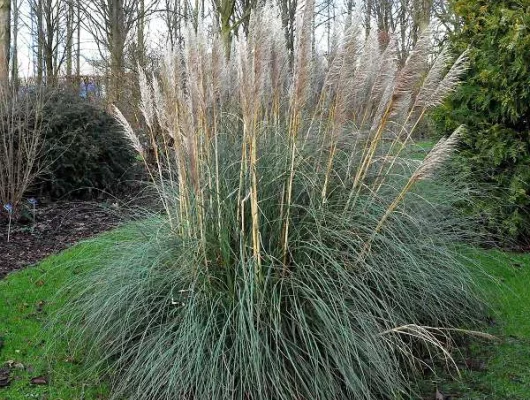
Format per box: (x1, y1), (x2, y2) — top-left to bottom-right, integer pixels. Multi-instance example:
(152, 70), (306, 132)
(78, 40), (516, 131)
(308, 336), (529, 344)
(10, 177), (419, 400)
(1, 227), (530, 399)
(0, 226), (142, 400)
(419, 249), (530, 399)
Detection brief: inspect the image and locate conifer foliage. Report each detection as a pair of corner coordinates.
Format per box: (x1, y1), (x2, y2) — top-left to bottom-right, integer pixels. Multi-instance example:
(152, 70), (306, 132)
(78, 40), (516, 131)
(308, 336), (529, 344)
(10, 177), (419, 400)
(437, 0), (530, 243)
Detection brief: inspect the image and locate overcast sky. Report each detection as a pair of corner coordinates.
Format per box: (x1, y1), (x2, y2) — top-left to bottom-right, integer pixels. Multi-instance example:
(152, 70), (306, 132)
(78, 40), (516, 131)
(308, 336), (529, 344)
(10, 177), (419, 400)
(13, 0), (357, 78)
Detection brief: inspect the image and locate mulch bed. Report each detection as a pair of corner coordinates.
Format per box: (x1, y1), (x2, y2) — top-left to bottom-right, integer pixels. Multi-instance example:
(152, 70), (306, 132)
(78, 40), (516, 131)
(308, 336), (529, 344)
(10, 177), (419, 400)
(0, 200), (131, 279)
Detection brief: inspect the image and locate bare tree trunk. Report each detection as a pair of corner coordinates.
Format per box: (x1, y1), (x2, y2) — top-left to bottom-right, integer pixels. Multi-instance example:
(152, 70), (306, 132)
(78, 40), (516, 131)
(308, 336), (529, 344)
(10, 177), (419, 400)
(11, 0), (17, 86)
(109, 0), (125, 104)
(54, 4), (60, 76)
(280, 0), (296, 68)
(214, 0), (236, 57)
(36, 0), (44, 85)
(0, 0), (10, 86)
(163, 0), (180, 50)
(398, 0), (408, 63)
(412, 0), (432, 44)
(66, 0), (74, 77)
(345, 0), (355, 25)
(76, 0), (80, 81)
(364, 0), (372, 37)
(44, 0), (54, 84)
(193, 0), (199, 31)
(137, 0), (145, 68)
(79, 0), (157, 102)
(362, 0), (435, 59)
(238, 0), (256, 37)
(326, 0), (331, 55)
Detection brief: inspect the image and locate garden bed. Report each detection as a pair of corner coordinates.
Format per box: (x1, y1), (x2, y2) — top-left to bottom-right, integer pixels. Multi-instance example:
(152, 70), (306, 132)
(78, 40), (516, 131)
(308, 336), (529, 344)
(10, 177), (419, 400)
(0, 200), (130, 278)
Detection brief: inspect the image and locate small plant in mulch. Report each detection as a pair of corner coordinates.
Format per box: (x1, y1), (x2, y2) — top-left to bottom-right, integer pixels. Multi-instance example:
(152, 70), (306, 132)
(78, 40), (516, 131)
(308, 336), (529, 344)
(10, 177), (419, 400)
(2, 197), (40, 243)
(2, 203), (14, 242)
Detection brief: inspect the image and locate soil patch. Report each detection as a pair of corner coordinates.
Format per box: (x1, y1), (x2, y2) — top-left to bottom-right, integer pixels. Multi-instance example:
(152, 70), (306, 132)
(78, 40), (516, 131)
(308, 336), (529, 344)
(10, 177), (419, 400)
(0, 200), (130, 278)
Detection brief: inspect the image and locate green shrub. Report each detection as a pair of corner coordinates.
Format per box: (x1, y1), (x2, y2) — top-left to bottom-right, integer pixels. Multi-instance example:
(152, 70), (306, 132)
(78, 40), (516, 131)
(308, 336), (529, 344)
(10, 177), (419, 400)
(58, 4), (485, 399)
(435, 0), (530, 244)
(34, 89), (136, 198)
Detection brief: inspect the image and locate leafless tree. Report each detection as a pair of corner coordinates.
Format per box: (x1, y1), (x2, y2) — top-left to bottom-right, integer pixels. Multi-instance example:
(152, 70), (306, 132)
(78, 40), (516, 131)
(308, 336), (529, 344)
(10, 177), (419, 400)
(280, 0), (297, 66)
(212, 0), (258, 55)
(160, 0), (205, 50)
(11, 0), (19, 85)
(0, 0), (10, 86)
(432, 0), (459, 39)
(160, 0), (184, 50)
(361, 0), (435, 62)
(78, 0), (157, 103)
(27, 0), (78, 85)
(66, 0), (74, 76)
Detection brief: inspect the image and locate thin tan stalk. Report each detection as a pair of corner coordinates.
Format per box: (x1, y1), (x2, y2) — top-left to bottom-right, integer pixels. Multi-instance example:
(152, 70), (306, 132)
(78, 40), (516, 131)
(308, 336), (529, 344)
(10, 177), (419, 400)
(359, 126), (464, 259)
(281, 0), (315, 271)
(343, 97), (395, 212)
(371, 49), (469, 195)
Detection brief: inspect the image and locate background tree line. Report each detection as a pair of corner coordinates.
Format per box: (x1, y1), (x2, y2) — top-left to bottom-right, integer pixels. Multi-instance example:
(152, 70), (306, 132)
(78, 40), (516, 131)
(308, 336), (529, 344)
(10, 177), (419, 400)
(0, 0), (529, 245)
(0, 0), (448, 97)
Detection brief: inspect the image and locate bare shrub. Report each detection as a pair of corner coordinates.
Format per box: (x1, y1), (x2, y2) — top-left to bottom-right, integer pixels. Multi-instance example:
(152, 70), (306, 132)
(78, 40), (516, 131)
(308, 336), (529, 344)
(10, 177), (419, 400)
(0, 85), (45, 210)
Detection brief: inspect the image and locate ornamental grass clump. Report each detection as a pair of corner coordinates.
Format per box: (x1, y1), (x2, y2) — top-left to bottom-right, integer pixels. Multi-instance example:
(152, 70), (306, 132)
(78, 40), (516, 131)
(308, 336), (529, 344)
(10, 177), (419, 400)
(61, 2), (484, 399)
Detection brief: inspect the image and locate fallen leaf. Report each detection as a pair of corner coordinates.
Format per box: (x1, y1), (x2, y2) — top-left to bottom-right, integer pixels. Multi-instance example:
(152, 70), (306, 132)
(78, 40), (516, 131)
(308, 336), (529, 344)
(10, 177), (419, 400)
(30, 376), (48, 385)
(36, 300), (46, 312)
(0, 366), (10, 387)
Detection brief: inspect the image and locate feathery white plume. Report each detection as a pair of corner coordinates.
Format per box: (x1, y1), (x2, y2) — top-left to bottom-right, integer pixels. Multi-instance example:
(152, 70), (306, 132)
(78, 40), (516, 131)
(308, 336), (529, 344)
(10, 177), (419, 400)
(138, 67), (154, 129)
(113, 106), (144, 156)
(415, 126), (465, 181)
